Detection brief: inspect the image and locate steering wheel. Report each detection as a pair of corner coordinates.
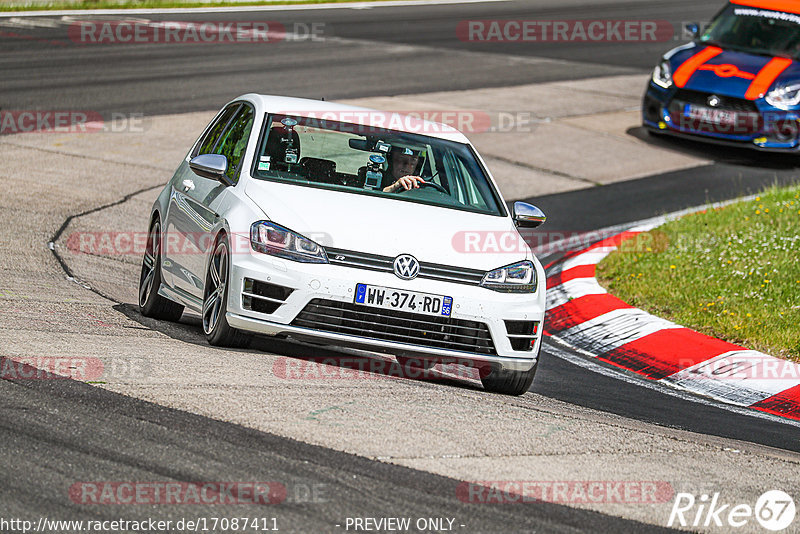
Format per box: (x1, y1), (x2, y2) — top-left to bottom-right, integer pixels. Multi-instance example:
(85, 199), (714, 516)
(419, 181), (448, 194)
(397, 179), (448, 194)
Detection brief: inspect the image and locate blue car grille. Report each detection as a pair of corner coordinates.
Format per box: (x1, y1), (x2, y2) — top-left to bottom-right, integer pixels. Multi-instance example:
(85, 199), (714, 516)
(668, 89), (761, 136)
(671, 89), (758, 113)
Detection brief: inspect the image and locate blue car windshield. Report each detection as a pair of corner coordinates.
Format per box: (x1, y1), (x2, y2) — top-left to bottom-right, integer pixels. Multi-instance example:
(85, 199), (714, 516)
(700, 4), (800, 58)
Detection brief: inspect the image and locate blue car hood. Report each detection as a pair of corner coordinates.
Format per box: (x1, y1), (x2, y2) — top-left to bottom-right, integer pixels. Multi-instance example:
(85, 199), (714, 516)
(668, 43), (799, 100)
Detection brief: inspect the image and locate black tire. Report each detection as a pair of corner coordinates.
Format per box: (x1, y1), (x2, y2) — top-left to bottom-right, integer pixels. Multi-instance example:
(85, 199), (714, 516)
(480, 346), (540, 396)
(139, 219), (184, 321)
(202, 235), (251, 348)
(396, 356), (436, 371)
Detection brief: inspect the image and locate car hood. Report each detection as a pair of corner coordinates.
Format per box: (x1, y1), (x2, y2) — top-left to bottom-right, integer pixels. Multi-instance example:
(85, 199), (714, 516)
(668, 43), (799, 100)
(244, 179), (530, 271)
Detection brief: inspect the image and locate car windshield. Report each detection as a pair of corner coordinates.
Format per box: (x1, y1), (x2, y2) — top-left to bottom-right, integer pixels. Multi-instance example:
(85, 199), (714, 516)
(699, 4), (800, 57)
(251, 114), (505, 217)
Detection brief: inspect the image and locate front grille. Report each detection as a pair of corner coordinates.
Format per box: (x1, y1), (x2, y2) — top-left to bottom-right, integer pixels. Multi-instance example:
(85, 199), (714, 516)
(291, 299), (496, 355)
(668, 88), (762, 136)
(505, 320), (538, 352)
(671, 89), (758, 112)
(326, 248), (485, 286)
(242, 279), (293, 315)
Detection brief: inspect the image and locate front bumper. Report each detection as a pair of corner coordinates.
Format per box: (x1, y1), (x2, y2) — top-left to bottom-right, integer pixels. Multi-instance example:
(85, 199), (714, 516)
(643, 83), (800, 152)
(226, 313), (538, 372)
(226, 248), (545, 373)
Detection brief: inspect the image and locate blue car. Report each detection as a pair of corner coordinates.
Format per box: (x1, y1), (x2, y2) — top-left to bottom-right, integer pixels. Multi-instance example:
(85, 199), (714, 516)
(644, 0), (800, 151)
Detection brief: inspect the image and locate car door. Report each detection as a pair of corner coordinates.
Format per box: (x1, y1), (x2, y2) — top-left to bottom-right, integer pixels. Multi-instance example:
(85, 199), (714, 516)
(164, 103), (254, 302)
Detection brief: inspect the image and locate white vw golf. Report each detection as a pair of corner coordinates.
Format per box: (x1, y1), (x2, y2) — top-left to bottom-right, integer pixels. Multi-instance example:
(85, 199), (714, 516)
(139, 94), (547, 395)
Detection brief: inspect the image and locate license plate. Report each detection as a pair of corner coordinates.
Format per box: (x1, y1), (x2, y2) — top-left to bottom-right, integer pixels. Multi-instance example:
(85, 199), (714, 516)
(354, 283), (452, 317)
(684, 104), (737, 126)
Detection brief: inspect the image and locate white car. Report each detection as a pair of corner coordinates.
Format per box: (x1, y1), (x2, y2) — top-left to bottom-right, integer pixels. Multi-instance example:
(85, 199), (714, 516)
(139, 94), (547, 395)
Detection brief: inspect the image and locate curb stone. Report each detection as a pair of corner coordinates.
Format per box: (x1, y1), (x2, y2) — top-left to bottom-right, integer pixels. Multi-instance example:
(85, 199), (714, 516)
(543, 226), (800, 422)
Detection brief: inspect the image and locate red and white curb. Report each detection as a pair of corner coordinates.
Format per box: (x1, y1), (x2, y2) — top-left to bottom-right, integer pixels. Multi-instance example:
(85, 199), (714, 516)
(543, 224), (800, 423)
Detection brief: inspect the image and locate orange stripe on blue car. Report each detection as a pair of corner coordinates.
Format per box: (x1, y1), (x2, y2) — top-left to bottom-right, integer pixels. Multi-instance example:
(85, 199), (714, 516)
(673, 46), (723, 88)
(745, 57), (793, 100)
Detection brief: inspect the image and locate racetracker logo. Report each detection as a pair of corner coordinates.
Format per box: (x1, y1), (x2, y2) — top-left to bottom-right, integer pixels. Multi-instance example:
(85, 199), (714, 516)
(68, 21), (324, 44)
(0, 111), (145, 135)
(457, 19), (674, 42)
(670, 351), (800, 381)
(272, 357), (482, 381)
(69, 482), (287, 505)
(0, 356), (152, 381)
(671, 112), (797, 139)
(451, 230), (667, 255)
(457, 481), (674, 504)
(0, 356), (103, 380)
(65, 231), (332, 255)
(275, 110), (543, 134)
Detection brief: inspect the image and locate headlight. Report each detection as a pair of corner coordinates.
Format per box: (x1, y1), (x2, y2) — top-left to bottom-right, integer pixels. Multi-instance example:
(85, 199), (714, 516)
(652, 59), (673, 89)
(250, 221), (328, 264)
(766, 84), (800, 110)
(481, 260), (537, 293)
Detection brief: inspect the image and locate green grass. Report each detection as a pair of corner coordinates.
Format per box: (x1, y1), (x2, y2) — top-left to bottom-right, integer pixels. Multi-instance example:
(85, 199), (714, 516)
(597, 183), (800, 362)
(0, 0), (380, 12)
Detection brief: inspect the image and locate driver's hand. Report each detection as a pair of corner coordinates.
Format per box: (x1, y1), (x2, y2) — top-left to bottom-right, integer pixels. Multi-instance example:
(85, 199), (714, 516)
(385, 175), (425, 192)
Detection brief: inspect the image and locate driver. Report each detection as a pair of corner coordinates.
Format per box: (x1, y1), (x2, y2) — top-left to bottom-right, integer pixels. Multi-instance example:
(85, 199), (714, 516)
(381, 145), (427, 193)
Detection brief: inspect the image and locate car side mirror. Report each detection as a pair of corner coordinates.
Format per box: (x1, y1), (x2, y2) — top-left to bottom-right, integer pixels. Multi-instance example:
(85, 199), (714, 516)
(684, 22), (700, 39)
(513, 202), (546, 228)
(189, 154), (231, 185)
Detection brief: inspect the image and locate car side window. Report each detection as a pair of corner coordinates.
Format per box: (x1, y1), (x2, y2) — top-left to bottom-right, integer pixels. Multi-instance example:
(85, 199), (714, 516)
(194, 105), (240, 157)
(214, 105), (254, 183)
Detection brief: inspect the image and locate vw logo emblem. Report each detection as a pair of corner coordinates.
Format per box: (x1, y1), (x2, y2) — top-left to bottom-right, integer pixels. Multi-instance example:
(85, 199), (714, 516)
(707, 95), (721, 107)
(393, 254), (420, 280)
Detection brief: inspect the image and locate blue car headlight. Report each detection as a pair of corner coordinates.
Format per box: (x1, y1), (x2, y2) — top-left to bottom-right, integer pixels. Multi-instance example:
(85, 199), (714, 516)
(250, 221), (328, 264)
(766, 84), (800, 110)
(652, 59), (673, 89)
(481, 260), (537, 293)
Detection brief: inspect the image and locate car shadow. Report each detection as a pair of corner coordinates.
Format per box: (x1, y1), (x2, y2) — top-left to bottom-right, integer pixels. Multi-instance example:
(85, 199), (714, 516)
(627, 125), (800, 169)
(112, 302), (485, 393)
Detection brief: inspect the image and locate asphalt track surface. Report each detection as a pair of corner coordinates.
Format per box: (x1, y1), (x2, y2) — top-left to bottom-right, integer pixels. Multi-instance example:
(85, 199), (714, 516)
(2, 0), (720, 116)
(2, 368), (676, 533)
(2, 0), (800, 532)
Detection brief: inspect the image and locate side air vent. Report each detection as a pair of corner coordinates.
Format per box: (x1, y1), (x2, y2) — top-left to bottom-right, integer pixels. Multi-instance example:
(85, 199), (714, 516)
(242, 278), (293, 315)
(504, 320), (539, 352)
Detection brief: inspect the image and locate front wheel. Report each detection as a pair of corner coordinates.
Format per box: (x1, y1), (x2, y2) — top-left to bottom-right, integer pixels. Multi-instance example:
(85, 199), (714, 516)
(202, 236), (251, 348)
(480, 346), (540, 396)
